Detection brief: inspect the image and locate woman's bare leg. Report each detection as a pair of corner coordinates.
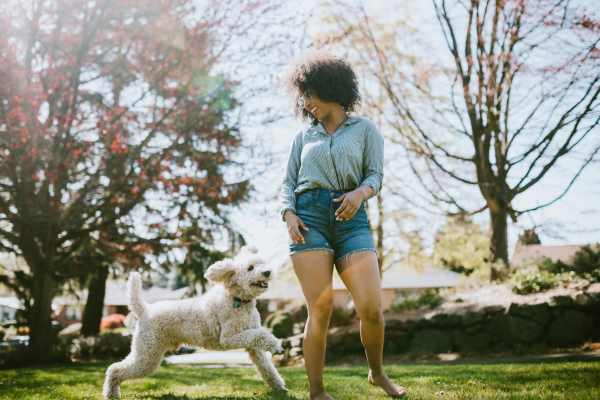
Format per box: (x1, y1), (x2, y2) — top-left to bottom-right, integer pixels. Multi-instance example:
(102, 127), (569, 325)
(292, 250), (335, 400)
(337, 252), (407, 398)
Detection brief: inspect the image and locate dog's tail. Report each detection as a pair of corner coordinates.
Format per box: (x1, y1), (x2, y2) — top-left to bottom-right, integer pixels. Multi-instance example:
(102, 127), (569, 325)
(128, 272), (148, 319)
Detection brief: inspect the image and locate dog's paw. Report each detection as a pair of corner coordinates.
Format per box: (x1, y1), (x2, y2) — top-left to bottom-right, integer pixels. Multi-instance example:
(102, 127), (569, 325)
(102, 384), (120, 400)
(273, 384), (288, 393)
(271, 339), (284, 354)
(268, 375), (287, 392)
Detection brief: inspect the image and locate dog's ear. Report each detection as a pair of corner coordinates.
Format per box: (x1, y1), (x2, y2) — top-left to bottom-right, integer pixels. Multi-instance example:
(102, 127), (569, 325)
(205, 259), (236, 282)
(240, 245), (258, 254)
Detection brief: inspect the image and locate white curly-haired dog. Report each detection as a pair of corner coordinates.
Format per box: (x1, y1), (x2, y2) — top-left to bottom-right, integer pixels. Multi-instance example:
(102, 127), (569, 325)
(103, 246), (286, 399)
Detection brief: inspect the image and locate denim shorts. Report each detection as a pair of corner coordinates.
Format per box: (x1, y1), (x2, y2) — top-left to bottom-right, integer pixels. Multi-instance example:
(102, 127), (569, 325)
(289, 188), (377, 264)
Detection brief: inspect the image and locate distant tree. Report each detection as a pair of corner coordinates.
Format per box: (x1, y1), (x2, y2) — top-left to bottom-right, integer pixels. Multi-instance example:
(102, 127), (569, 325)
(172, 224), (245, 295)
(77, 221), (155, 337)
(316, 0), (600, 280)
(400, 231), (431, 271)
(433, 214), (491, 278)
(517, 228), (542, 246)
(0, 0), (253, 358)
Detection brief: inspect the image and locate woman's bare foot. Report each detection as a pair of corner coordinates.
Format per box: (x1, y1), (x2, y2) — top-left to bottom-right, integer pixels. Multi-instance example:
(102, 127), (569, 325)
(310, 391), (334, 400)
(368, 371), (407, 398)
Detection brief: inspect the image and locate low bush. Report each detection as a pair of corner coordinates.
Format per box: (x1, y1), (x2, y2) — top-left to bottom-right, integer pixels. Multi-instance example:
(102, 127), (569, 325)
(391, 289), (443, 312)
(512, 243), (600, 294)
(69, 331), (131, 361)
(571, 244), (600, 281)
(330, 306), (355, 327)
(510, 266), (562, 294)
(265, 311), (294, 338)
(536, 244), (600, 282)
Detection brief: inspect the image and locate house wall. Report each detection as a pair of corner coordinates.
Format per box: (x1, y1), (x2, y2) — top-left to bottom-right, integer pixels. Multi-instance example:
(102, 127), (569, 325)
(54, 304), (82, 327)
(0, 305), (17, 322)
(54, 304), (131, 327)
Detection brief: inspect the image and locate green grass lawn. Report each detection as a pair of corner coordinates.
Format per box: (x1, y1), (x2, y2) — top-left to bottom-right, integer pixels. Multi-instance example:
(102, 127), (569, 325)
(0, 360), (598, 399)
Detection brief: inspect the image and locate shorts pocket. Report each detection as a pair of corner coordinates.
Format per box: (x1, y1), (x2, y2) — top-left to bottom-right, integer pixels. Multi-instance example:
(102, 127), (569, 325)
(295, 190), (315, 209)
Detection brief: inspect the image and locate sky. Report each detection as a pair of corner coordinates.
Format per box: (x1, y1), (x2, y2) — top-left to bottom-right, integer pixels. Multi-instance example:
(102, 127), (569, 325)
(228, 0), (600, 265)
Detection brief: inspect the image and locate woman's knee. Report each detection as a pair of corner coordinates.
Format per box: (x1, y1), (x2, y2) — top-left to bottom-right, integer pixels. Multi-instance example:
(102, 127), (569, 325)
(356, 302), (383, 324)
(307, 292), (333, 322)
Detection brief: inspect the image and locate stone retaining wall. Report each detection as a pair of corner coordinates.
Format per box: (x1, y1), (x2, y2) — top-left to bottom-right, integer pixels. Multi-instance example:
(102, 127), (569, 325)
(278, 285), (600, 363)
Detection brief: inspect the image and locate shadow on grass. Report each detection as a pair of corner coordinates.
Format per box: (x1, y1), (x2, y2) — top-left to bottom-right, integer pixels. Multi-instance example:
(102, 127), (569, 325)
(322, 361), (600, 395)
(0, 362), (305, 398)
(2, 359), (599, 399)
(121, 364), (304, 400)
(144, 389), (301, 400)
(0, 361), (106, 392)
(383, 361), (600, 393)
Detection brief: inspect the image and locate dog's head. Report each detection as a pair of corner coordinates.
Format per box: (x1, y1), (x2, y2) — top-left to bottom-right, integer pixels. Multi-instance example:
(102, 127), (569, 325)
(204, 245), (272, 300)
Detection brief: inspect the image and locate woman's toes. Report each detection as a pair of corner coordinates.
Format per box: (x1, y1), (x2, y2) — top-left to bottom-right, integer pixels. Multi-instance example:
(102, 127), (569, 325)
(368, 372), (407, 398)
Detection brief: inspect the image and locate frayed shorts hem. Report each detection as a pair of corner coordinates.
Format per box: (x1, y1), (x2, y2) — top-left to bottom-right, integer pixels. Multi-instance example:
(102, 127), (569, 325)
(335, 248), (377, 264)
(290, 247), (335, 257)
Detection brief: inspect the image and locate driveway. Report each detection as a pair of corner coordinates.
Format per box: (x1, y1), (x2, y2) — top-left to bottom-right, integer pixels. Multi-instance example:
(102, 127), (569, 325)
(164, 349), (253, 367)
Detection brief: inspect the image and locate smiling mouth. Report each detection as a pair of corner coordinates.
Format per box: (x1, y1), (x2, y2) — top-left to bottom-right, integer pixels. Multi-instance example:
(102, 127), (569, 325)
(252, 281), (269, 289)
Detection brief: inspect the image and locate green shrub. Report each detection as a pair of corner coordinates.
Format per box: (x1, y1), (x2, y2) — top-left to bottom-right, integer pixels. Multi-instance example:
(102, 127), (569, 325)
(69, 332), (131, 361)
(420, 289), (443, 308)
(531, 244), (600, 283)
(537, 257), (570, 274)
(265, 311), (294, 338)
(571, 244), (600, 281)
(330, 306), (355, 327)
(524, 244), (600, 284)
(391, 289), (443, 312)
(511, 267), (560, 294)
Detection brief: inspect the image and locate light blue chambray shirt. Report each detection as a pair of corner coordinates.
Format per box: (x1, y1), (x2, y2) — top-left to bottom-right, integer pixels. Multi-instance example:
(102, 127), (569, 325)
(280, 115), (384, 219)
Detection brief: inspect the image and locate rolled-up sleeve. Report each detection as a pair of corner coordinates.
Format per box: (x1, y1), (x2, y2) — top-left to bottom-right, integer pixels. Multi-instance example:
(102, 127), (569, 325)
(280, 132), (303, 220)
(360, 123), (384, 195)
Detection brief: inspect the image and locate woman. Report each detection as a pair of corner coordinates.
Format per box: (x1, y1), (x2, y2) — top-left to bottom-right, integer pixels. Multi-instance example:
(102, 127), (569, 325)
(280, 54), (407, 400)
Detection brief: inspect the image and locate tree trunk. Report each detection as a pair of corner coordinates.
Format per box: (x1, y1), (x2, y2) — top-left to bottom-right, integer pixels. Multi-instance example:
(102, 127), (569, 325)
(489, 206), (509, 281)
(29, 270), (57, 362)
(81, 267), (109, 336)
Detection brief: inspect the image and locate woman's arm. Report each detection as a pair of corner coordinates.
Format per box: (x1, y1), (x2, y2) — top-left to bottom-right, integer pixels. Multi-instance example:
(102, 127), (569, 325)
(360, 121), (384, 198)
(333, 122), (383, 221)
(280, 132), (303, 221)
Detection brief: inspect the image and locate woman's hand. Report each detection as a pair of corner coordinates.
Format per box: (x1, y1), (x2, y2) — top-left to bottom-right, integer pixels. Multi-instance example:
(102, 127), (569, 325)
(284, 210), (309, 244)
(333, 187), (371, 221)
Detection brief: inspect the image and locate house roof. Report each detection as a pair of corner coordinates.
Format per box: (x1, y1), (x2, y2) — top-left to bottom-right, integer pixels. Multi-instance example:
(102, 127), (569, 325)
(511, 244), (583, 266)
(0, 297), (23, 310)
(103, 281), (189, 306)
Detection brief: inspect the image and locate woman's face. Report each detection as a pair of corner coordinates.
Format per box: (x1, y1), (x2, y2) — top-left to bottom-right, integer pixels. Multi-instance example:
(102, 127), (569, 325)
(299, 92), (337, 122)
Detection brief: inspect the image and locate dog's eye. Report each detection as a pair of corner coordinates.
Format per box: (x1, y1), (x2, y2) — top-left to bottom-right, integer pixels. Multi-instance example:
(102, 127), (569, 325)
(248, 265), (254, 271)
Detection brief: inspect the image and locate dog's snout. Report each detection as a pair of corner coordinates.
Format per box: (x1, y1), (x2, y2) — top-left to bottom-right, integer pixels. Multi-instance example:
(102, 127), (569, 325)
(262, 270), (271, 278)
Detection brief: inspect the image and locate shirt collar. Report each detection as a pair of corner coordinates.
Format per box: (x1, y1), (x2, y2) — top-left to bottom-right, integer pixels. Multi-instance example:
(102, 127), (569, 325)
(313, 116), (360, 135)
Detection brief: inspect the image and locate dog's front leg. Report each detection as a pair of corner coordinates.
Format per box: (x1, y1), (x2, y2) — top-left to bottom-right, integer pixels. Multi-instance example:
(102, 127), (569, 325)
(220, 327), (282, 353)
(247, 348), (287, 391)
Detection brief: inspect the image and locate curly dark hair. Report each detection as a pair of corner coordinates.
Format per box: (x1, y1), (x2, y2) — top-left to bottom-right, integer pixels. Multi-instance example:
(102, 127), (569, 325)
(287, 54), (361, 124)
